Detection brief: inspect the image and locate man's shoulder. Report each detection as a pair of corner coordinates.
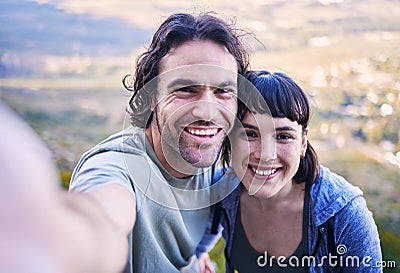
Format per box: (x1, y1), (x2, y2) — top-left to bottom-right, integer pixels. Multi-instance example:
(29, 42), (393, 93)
(83, 126), (146, 158)
(98, 126), (146, 150)
(72, 127), (148, 175)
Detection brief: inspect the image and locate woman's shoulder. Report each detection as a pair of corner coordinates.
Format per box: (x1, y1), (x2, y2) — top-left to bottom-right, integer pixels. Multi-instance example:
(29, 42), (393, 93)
(312, 165), (363, 196)
(310, 166), (364, 226)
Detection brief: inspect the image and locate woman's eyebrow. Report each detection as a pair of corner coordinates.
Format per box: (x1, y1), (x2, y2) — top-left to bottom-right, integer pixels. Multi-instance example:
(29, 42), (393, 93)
(275, 126), (297, 132)
(241, 122), (298, 132)
(242, 123), (258, 130)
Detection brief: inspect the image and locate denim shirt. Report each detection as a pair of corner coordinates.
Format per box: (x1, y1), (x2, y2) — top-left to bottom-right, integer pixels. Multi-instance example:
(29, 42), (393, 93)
(198, 166), (383, 273)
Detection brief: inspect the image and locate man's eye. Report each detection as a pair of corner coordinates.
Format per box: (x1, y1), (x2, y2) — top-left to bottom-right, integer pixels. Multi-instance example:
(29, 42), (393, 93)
(216, 88), (229, 93)
(215, 88), (235, 95)
(175, 87), (194, 93)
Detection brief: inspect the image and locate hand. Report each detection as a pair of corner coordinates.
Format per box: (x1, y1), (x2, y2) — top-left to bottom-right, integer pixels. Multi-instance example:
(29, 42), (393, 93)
(198, 253), (216, 273)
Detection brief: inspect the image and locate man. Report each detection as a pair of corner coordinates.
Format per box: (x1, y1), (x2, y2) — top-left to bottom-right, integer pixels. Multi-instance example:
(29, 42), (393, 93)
(69, 13), (249, 273)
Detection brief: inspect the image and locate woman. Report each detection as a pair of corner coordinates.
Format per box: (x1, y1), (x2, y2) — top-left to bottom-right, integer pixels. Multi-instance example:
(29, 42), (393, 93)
(216, 71), (382, 272)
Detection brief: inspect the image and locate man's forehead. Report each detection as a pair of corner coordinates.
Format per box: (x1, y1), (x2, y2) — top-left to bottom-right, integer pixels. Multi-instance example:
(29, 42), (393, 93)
(159, 40), (238, 77)
(158, 64), (238, 87)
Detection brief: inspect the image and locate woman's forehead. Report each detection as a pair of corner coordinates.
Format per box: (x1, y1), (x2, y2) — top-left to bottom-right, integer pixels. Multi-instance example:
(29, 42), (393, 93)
(240, 112), (301, 130)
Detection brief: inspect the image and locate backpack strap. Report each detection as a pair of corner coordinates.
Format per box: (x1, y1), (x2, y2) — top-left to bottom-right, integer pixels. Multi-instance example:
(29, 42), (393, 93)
(327, 217), (341, 273)
(311, 222), (327, 256)
(311, 216), (342, 273)
(210, 164), (224, 234)
(211, 202), (222, 234)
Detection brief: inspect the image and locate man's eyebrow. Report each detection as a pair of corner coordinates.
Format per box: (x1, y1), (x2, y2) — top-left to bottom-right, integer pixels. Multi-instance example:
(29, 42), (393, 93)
(217, 80), (238, 94)
(167, 79), (197, 89)
(218, 80), (237, 88)
(167, 79), (237, 90)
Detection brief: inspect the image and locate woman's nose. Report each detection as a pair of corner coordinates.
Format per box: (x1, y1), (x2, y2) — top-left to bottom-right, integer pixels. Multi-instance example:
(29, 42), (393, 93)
(253, 137), (276, 161)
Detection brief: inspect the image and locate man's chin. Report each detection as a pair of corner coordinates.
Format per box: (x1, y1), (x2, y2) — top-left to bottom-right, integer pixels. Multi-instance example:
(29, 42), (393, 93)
(181, 153), (219, 169)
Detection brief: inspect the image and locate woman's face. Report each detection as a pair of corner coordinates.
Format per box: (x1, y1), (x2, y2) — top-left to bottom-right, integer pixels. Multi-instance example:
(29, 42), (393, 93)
(231, 111), (307, 198)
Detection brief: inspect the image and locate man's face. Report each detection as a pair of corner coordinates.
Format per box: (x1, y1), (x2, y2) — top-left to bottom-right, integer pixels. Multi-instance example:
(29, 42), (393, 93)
(151, 40), (238, 176)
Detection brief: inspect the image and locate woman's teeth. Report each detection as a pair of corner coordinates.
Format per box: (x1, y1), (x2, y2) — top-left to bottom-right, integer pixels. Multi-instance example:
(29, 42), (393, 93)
(251, 167), (277, 176)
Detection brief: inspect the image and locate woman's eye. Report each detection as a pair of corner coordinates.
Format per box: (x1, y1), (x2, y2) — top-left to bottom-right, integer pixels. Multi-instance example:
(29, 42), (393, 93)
(240, 131), (258, 139)
(277, 134), (293, 141)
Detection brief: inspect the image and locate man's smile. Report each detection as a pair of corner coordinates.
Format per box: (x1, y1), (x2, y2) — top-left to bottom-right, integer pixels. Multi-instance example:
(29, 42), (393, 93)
(184, 127), (221, 137)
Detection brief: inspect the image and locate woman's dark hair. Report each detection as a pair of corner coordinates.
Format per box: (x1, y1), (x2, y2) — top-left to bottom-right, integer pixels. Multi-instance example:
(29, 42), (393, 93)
(123, 12), (250, 128)
(236, 70), (320, 184)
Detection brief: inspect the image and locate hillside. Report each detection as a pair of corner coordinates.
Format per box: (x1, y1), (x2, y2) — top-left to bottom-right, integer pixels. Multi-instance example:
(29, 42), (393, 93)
(0, 0), (151, 76)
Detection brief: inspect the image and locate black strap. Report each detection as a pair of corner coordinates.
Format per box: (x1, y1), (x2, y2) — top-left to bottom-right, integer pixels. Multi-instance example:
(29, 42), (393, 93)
(327, 217), (336, 255)
(311, 217), (342, 272)
(327, 217), (341, 273)
(210, 163), (222, 234)
(211, 202), (222, 234)
(311, 224), (326, 256)
(303, 180), (311, 255)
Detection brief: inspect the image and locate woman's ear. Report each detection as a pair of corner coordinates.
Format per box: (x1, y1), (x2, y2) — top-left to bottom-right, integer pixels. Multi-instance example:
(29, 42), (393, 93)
(301, 128), (308, 158)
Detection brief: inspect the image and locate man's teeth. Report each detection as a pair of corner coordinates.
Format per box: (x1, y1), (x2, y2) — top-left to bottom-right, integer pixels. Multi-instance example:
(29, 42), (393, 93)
(187, 128), (218, 136)
(251, 167), (277, 176)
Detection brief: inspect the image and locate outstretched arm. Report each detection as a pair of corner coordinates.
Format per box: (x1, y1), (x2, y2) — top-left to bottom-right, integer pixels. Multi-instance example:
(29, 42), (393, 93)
(0, 103), (133, 273)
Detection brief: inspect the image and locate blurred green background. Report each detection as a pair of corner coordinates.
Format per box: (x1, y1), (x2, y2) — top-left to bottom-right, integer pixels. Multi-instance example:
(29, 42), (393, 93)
(1, 0), (399, 271)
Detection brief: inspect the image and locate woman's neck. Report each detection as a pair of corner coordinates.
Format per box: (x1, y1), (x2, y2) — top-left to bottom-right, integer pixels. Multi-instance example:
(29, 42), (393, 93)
(242, 181), (305, 212)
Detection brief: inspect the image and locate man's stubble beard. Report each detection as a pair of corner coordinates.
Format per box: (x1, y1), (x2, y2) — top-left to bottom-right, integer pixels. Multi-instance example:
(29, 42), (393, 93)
(177, 134), (225, 168)
(155, 109), (225, 169)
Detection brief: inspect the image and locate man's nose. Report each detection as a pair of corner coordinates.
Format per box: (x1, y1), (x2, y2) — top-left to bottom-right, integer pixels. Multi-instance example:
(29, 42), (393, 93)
(191, 89), (219, 120)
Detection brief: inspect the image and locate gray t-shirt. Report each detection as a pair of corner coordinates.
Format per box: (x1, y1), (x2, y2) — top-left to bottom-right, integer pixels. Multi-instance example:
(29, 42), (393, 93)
(69, 126), (214, 273)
